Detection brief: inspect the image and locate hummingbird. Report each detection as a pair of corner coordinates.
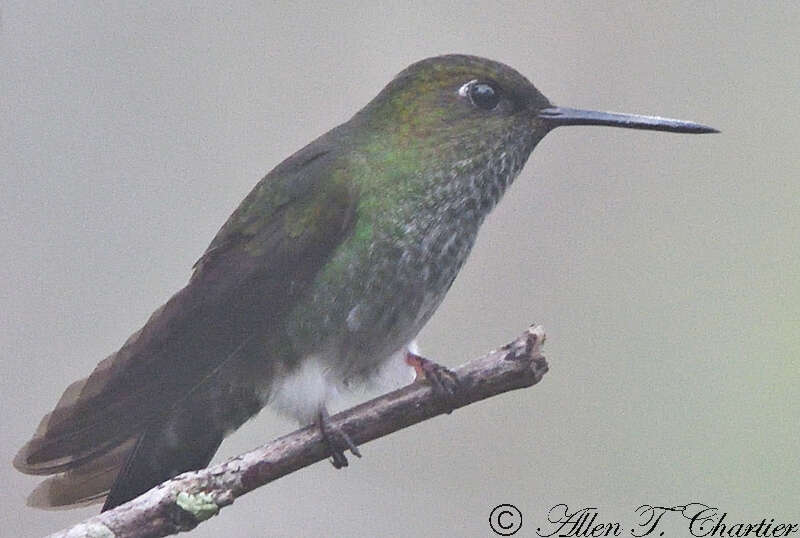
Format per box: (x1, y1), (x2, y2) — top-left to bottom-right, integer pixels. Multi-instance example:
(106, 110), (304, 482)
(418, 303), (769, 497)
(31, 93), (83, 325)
(14, 54), (716, 511)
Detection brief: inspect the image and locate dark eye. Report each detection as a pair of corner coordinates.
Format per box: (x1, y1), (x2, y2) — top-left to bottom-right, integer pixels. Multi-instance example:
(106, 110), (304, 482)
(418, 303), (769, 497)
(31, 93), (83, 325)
(468, 82), (500, 110)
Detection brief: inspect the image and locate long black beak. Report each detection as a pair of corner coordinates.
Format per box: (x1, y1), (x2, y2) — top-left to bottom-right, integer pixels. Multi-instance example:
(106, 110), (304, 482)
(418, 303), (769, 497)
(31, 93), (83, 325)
(538, 106), (718, 134)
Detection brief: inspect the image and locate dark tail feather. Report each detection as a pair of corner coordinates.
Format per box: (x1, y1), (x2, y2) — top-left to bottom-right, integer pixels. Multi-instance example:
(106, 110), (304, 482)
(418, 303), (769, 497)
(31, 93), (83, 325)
(100, 353), (267, 511)
(13, 349), (133, 477)
(101, 409), (225, 511)
(24, 386), (247, 511)
(18, 329), (267, 510)
(23, 417), (222, 511)
(25, 437), (136, 509)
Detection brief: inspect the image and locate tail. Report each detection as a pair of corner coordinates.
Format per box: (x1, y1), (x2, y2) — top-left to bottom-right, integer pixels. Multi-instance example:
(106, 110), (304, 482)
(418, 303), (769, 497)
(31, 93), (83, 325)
(14, 276), (275, 509)
(23, 438), (137, 509)
(13, 354), (142, 508)
(101, 407), (226, 511)
(15, 354), (266, 510)
(99, 362), (268, 510)
(16, 404), (226, 511)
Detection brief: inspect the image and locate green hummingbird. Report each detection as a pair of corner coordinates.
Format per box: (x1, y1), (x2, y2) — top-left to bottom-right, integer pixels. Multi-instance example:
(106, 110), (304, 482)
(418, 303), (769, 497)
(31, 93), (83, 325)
(14, 55), (716, 511)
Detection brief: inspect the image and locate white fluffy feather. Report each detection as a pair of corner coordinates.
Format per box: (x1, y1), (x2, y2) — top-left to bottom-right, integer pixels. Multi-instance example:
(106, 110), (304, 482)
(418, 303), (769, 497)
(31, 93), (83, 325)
(266, 341), (418, 425)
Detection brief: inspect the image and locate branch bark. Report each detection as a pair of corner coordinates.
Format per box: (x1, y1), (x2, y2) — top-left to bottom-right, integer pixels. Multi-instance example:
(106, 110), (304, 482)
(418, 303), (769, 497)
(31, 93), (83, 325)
(48, 325), (548, 538)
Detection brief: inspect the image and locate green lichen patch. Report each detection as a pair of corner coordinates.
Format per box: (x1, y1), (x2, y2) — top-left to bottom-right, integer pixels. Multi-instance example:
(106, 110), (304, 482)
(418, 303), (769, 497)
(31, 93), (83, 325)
(176, 491), (220, 522)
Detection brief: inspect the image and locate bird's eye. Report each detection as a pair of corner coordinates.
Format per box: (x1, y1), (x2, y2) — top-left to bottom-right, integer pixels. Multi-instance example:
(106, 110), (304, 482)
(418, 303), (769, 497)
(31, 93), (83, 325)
(465, 81), (501, 110)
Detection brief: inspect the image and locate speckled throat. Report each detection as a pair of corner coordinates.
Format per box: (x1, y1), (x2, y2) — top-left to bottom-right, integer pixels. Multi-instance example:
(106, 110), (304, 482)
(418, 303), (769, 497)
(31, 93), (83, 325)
(283, 120), (543, 382)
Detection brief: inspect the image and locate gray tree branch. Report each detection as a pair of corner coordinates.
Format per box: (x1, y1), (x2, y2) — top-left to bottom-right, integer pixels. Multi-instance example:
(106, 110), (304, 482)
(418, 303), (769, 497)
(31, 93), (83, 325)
(48, 325), (548, 538)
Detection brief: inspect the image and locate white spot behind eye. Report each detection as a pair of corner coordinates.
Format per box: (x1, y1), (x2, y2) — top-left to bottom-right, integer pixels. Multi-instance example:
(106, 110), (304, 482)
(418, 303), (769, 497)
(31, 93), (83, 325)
(458, 79), (478, 98)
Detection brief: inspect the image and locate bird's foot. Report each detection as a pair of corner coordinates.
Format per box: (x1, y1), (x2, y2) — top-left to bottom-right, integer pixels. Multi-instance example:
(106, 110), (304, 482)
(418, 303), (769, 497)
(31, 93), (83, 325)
(405, 350), (461, 412)
(317, 408), (361, 469)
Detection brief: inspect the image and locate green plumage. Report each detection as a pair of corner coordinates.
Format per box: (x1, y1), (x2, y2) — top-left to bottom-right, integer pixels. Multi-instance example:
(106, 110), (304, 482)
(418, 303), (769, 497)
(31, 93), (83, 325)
(14, 54), (715, 511)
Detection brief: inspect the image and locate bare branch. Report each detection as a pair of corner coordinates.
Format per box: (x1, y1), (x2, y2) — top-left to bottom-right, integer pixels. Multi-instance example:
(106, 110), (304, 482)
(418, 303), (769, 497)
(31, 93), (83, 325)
(48, 325), (548, 538)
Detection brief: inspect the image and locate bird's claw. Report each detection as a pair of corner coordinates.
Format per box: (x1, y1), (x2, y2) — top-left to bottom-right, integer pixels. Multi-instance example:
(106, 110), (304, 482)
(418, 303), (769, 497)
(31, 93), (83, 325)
(317, 409), (361, 469)
(405, 351), (461, 412)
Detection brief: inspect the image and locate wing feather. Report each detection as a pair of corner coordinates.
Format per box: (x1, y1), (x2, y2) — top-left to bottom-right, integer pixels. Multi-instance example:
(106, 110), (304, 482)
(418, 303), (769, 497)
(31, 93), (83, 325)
(15, 136), (358, 480)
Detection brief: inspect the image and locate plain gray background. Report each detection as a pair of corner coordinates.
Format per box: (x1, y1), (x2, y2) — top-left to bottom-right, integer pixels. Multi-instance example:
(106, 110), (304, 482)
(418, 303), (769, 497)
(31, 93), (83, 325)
(2, 2), (798, 537)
